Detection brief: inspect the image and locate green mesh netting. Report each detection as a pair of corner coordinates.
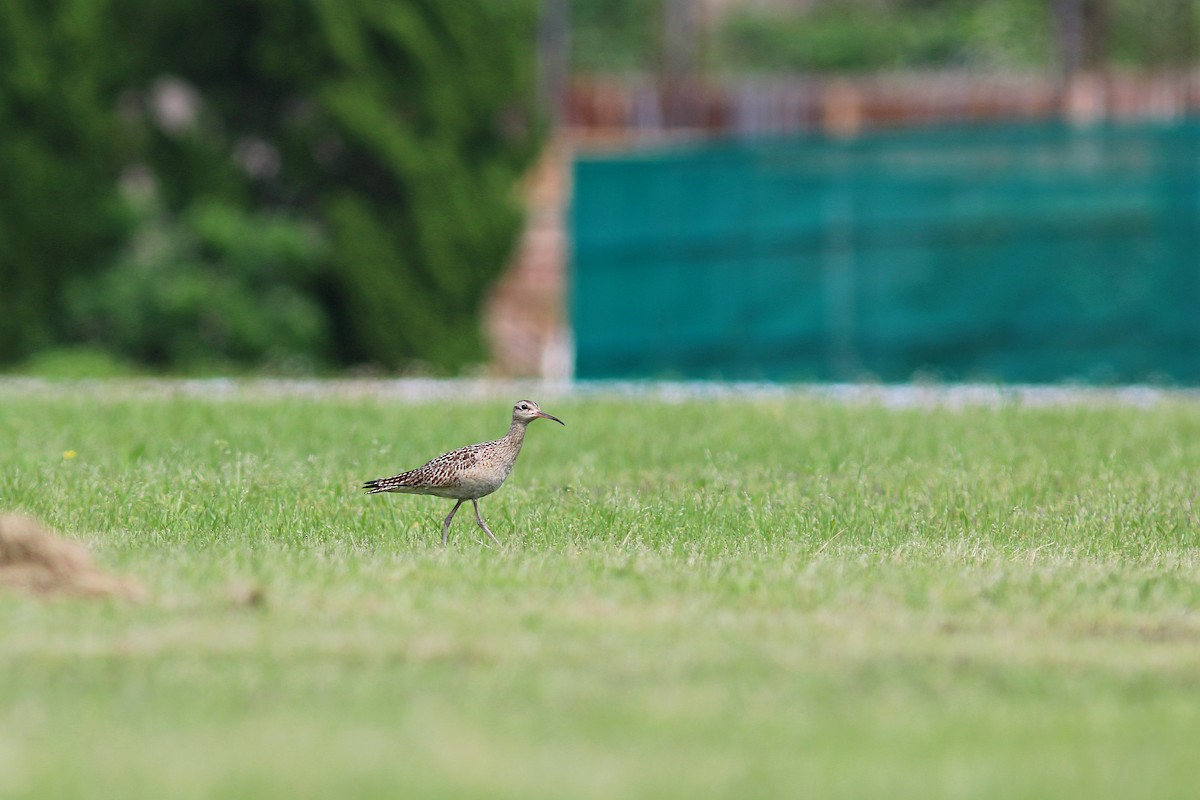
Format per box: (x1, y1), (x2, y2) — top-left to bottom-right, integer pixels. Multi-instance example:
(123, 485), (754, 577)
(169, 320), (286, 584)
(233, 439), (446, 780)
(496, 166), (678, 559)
(572, 120), (1200, 383)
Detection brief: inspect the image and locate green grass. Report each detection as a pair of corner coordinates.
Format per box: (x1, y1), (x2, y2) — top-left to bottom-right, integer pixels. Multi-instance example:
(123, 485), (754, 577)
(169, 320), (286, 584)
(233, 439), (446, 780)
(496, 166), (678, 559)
(2, 381), (1200, 798)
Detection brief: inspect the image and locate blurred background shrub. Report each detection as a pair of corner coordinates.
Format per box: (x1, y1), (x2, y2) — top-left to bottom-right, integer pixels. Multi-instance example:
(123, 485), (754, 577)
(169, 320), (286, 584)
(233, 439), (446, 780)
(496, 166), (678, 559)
(715, 1), (1051, 73)
(0, 1), (133, 366)
(65, 197), (331, 372)
(0, 0), (542, 374)
(569, 0), (1198, 74)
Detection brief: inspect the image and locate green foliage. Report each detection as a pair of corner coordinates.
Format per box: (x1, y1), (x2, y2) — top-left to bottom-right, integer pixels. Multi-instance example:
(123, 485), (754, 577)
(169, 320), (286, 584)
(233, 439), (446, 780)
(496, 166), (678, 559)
(576, 0), (1198, 74)
(0, 0), (132, 362)
(65, 197), (332, 371)
(1110, 0), (1200, 66)
(305, 0), (540, 368)
(570, 0), (664, 72)
(717, 0), (1053, 72)
(109, 0), (543, 371)
(0, 0), (543, 373)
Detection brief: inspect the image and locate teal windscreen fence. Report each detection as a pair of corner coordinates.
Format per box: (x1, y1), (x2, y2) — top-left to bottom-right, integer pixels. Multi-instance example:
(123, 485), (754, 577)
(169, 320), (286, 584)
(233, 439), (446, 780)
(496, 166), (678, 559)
(571, 121), (1200, 383)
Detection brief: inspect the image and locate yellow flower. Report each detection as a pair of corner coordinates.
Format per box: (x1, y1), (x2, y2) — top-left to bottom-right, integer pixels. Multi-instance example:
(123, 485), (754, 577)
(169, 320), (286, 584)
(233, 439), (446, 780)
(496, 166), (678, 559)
(63, 450), (77, 459)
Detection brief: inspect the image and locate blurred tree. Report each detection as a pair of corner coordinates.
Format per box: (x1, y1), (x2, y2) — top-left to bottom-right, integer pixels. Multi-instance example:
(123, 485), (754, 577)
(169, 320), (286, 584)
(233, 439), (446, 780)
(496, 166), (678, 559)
(66, 195), (332, 371)
(1111, 0), (1198, 66)
(1052, 0), (1110, 73)
(717, 0), (1055, 72)
(303, 1), (544, 369)
(570, 0), (662, 73)
(714, 0), (1198, 74)
(101, 0), (544, 371)
(2, 0), (542, 373)
(0, 0), (132, 363)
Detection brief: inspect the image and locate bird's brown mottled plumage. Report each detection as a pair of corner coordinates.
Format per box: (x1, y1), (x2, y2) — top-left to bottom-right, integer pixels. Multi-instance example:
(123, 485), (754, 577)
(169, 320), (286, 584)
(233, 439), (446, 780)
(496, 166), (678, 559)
(363, 400), (564, 545)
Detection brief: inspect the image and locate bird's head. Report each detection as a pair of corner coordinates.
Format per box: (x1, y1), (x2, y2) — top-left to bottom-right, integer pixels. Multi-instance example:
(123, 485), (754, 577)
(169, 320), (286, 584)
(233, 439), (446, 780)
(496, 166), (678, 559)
(512, 400), (564, 426)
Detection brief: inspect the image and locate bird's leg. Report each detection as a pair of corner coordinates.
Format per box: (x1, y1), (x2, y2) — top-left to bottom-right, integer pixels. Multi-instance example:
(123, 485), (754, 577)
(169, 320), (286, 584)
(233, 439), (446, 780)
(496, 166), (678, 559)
(472, 499), (502, 546)
(442, 499), (464, 546)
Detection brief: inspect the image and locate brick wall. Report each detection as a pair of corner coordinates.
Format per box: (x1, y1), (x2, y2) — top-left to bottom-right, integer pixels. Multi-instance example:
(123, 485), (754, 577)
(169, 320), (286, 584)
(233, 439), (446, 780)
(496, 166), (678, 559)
(483, 70), (1200, 378)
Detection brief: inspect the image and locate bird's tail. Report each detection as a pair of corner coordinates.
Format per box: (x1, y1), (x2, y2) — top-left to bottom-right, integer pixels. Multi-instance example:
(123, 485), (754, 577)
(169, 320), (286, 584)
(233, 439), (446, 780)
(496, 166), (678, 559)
(363, 475), (410, 493)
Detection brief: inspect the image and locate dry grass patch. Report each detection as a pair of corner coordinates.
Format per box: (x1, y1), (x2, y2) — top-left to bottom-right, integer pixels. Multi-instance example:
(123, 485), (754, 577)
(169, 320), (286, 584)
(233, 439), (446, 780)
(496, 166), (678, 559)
(0, 513), (143, 601)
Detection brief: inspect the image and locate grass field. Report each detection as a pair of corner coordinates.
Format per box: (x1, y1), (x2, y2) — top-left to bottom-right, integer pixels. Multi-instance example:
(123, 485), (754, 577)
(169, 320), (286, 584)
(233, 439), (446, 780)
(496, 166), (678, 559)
(2, 380), (1200, 799)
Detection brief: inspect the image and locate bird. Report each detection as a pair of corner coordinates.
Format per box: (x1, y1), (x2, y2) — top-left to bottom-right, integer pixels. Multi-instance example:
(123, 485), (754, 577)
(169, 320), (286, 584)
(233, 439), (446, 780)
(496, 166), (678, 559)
(362, 400), (564, 545)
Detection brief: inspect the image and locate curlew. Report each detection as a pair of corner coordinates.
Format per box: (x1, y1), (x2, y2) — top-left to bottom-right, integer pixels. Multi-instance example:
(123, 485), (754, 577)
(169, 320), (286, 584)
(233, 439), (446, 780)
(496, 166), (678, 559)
(362, 400), (564, 545)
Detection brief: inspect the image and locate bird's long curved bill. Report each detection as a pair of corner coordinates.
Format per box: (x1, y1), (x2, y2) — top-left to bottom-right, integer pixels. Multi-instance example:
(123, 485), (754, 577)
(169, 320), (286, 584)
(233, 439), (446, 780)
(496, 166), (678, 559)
(536, 411), (565, 425)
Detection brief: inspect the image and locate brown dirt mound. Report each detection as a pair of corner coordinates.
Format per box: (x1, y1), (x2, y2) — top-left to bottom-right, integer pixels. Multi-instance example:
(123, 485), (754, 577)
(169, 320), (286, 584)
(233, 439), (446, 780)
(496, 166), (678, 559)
(0, 513), (144, 600)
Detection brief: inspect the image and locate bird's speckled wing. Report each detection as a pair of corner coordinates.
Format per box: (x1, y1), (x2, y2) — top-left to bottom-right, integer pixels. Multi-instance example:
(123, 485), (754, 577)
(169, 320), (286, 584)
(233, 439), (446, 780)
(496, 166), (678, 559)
(363, 441), (493, 494)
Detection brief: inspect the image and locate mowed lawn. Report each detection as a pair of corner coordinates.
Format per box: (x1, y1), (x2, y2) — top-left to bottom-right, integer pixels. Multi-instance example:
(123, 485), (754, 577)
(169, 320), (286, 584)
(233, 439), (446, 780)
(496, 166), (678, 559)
(2, 381), (1200, 799)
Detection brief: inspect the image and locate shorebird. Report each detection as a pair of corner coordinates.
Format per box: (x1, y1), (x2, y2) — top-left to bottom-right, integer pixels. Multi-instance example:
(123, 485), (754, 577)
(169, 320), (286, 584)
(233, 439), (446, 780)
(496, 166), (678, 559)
(362, 400), (564, 545)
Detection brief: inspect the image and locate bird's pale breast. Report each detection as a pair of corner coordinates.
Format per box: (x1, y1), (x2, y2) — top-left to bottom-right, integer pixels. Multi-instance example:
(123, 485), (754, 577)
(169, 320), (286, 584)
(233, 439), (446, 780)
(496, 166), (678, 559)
(418, 463), (504, 499)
